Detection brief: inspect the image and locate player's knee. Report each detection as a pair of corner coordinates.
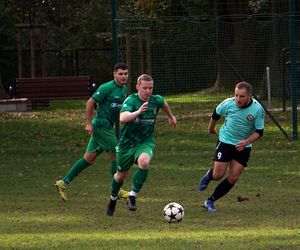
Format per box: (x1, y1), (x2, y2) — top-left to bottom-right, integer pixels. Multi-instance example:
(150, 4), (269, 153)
(114, 171), (126, 182)
(227, 175), (239, 184)
(137, 154), (151, 169)
(212, 167), (225, 180)
(138, 159), (150, 169)
(85, 158), (95, 165)
(108, 152), (116, 160)
(84, 153), (96, 165)
(212, 172), (224, 180)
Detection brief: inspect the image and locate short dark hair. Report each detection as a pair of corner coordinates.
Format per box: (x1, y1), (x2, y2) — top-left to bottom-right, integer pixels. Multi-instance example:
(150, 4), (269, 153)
(137, 74), (153, 85)
(236, 81), (253, 94)
(114, 62), (128, 71)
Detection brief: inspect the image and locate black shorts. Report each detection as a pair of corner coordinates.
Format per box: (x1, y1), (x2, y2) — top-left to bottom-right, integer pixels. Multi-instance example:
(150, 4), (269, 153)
(213, 140), (251, 167)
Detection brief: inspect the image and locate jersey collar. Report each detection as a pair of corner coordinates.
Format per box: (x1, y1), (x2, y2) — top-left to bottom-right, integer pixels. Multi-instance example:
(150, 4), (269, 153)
(239, 98), (253, 109)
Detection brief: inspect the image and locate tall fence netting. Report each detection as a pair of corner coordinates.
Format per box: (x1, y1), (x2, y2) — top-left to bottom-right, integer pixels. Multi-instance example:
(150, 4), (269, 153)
(116, 15), (300, 137)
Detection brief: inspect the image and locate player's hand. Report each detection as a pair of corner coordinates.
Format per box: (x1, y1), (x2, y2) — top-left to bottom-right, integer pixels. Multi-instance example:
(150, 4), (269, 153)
(138, 102), (148, 114)
(85, 124), (93, 135)
(208, 128), (217, 136)
(236, 140), (247, 151)
(168, 116), (177, 128)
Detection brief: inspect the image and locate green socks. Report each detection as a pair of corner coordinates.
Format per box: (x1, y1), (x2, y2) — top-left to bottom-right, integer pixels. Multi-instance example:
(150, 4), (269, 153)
(111, 177), (123, 197)
(63, 157), (90, 184)
(63, 158), (117, 185)
(132, 168), (149, 193)
(110, 167), (149, 196)
(110, 160), (117, 177)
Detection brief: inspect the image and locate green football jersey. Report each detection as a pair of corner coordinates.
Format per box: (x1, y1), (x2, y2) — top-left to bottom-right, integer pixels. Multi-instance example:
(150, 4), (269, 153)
(118, 93), (165, 148)
(92, 80), (127, 129)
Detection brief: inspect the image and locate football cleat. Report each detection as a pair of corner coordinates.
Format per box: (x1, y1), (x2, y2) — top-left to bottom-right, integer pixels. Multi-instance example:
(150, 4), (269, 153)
(55, 180), (67, 201)
(127, 195), (137, 211)
(198, 169), (212, 191)
(204, 199), (217, 212)
(118, 188), (130, 199)
(106, 198), (117, 216)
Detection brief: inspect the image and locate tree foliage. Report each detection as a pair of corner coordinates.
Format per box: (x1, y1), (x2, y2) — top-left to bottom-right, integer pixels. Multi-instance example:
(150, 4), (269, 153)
(0, 1), (18, 50)
(1, 0), (293, 51)
(3, 0), (112, 50)
(118, 0), (214, 19)
(0, 0), (298, 91)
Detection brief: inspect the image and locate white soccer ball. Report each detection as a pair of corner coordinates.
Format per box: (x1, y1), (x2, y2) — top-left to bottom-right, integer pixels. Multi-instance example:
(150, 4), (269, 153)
(163, 202), (184, 223)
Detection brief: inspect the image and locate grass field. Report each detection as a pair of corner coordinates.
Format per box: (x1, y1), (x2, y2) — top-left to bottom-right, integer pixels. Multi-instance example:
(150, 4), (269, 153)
(0, 99), (299, 250)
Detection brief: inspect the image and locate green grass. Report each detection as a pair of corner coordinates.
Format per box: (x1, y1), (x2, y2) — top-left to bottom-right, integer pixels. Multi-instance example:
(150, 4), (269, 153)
(0, 99), (299, 250)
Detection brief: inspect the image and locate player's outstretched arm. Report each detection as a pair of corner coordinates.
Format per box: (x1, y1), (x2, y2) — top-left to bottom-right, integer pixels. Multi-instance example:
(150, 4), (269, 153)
(208, 118), (218, 136)
(236, 131), (262, 151)
(120, 102), (148, 124)
(162, 101), (176, 128)
(85, 97), (96, 135)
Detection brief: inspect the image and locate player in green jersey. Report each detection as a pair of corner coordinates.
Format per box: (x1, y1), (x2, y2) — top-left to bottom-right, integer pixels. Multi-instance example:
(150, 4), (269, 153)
(198, 81), (265, 212)
(55, 63), (130, 201)
(106, 74), (177, 216)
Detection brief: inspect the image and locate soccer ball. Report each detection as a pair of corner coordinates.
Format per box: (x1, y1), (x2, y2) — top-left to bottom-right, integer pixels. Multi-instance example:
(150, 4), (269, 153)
(163, 202), (184, 223)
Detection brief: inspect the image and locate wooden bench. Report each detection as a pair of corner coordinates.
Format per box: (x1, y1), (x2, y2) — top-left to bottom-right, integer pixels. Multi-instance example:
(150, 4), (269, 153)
(11, 76), (97, 108)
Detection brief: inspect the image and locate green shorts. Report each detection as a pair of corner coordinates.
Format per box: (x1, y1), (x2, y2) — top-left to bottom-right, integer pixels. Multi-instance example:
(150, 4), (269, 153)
(116, 143), (155, 172)
(86, 127), (117, 154)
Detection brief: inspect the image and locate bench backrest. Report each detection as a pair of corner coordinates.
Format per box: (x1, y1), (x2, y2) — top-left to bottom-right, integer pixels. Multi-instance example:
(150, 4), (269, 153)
(15, 76), (94, 100)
